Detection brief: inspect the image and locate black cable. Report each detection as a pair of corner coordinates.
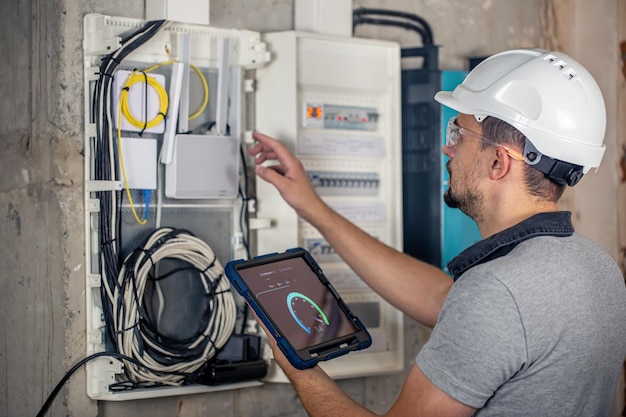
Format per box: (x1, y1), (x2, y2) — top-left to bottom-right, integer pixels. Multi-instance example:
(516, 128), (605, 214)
(238, 145), (252, 260)
(91, 18), (167, 351)
(237, 145), (253, 334)
(35, 351), (168, 417)
(112, 228), (235, 384)
(353, 17), (429, 44)
(139, 70), (149, 136)
(130, 263), (220, 361)
(352, 7), (434, 45)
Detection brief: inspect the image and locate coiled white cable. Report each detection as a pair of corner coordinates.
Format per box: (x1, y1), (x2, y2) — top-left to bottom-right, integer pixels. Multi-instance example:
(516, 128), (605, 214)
(113, 228), (236, 386)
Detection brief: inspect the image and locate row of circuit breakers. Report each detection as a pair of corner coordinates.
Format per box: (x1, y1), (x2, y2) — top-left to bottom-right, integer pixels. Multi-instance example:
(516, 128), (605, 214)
(303, 104), (380, 130)
(304, 103), (381, 196)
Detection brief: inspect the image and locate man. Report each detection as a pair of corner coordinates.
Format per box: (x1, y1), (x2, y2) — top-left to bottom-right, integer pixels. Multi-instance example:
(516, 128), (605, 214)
(248, 48), (626, 416)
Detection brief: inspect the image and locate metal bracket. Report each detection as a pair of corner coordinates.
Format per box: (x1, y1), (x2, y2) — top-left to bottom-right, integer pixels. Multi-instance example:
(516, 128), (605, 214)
(86, 181), (123, 192)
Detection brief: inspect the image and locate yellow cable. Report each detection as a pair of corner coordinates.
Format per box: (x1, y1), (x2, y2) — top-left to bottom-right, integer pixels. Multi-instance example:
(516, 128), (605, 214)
(188, 64), (209, 120)
(143, 61), (174, 73)
(120, 61), (209, 127)
(117, 103), (147, 225)
(120, 71), (169, 131)
(114, 60), (210, 225)
(149, 61), (209, 119)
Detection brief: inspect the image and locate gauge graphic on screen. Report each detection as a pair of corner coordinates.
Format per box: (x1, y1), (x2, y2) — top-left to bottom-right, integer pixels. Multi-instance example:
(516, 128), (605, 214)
(287, 291), (330, 334)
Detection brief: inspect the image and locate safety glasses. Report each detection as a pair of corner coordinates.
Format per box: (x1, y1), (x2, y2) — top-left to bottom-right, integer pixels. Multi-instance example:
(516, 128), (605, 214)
(446, 116), (525, 161)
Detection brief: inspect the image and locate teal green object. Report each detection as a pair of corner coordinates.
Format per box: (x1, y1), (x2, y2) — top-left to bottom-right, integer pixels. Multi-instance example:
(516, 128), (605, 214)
(287, 291), (330, 335)
(440, 71), (482, 273)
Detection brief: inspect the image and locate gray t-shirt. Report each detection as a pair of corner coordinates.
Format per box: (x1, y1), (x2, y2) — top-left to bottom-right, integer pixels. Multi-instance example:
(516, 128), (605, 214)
(416, 234), (626, 416)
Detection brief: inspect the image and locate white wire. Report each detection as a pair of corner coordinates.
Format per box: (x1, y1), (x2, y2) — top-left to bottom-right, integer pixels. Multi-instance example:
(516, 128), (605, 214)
(113, 228), (236, 385)
(154, 279), (165, 332)
(155, 161), (163, 228)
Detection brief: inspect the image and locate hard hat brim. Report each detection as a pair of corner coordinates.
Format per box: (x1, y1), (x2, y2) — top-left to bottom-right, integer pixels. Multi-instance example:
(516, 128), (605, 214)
(434, 91), (483, 119)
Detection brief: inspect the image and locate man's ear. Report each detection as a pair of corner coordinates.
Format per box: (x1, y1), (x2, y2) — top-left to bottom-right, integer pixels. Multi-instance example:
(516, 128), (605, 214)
(488, 147), (513, 181)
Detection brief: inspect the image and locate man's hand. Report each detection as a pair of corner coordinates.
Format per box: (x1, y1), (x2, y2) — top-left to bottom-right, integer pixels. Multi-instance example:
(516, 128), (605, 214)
(249, 132), (328, 223)
(251, 311), (317, 381)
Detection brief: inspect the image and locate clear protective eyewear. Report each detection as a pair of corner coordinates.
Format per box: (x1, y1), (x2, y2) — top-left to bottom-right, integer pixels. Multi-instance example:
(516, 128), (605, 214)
(446, 116), (525, 161)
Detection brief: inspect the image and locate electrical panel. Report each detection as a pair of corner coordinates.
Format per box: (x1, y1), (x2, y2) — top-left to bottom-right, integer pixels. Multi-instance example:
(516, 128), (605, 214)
(255, 31), (404, 381)
(82, 14), (271, 400)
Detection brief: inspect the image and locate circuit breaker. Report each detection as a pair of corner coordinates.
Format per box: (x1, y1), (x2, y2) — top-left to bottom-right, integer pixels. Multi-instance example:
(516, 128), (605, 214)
(255, 31), (404, 381)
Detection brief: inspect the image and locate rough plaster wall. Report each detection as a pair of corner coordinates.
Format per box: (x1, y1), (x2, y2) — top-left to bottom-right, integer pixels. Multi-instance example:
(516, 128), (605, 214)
(0, 0), (87, 415)
(550, 0), (622, 262)
(617, 1), (626, 411)
(0, 1), (145, 416)
(560, 0), (626, 414)
(0, 0), (620, 416)
(620, 0), (626, 290)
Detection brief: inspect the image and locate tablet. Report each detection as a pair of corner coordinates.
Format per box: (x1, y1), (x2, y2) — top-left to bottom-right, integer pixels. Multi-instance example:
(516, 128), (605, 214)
(224, 247), (372, 369)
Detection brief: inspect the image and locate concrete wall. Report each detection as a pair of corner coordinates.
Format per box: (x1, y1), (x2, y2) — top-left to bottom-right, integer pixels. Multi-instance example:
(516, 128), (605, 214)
(0, 0), (621, 416)
(550, 0), (622, 262)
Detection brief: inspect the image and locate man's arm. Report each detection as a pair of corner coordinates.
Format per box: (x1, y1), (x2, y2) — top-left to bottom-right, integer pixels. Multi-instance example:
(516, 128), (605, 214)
(269, 337), (475, 417)
(249, 132), (452, 327)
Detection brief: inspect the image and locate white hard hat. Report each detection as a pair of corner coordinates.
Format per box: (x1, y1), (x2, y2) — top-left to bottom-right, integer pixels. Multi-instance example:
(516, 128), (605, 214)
(435, 48), (606, 176)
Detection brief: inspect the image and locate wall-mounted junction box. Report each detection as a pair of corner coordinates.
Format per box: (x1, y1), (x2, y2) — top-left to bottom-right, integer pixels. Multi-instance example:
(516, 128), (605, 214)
(83, 13), (270, 400)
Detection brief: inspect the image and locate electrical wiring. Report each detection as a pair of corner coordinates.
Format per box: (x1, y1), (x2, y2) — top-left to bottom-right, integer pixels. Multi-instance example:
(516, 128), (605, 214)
(119, 70), (169, 131)
(237, 145), (253, 334)
(92, 19), (170, 353)
(117, 105), (148, 225)
(155, 158), (163, 228)
(111, 227), (236, 386)
(115, 60), (210, 225)
(352, 8), (434, 45)
(188, 63), (210, 120)
(238, 145), (252, 260)
(34, 351), (183, 417)
(125, 60), (210, 122)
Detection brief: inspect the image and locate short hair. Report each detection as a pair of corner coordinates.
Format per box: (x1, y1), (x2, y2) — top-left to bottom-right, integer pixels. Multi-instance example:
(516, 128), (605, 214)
(480, 117), (566, 202)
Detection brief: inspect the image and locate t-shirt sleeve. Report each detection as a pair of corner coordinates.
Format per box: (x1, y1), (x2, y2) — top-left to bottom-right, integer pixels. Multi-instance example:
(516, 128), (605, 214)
(415, 272), (527, 408)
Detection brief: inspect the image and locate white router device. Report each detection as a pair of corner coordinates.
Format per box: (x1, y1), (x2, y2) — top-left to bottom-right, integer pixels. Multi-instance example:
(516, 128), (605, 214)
(164, 36), (240, 199)
(164, 134), (240, 199)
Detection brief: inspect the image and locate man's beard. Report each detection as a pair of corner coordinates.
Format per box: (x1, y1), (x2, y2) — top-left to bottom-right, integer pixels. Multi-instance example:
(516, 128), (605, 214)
(443, 187), (461, 209)
(444, 162), (483, 222)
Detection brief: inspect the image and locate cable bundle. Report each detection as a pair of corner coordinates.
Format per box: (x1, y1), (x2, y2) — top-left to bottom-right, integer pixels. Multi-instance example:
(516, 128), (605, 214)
(119, 71), (169, 132)
(109, 228), (236, 386)
(92, 19), (169, 353)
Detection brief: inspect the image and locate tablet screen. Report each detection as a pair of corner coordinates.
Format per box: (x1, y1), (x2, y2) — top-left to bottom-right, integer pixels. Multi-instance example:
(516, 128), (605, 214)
(236, 255), (358, 350)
